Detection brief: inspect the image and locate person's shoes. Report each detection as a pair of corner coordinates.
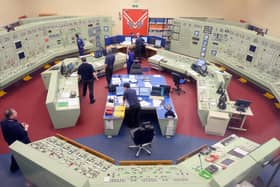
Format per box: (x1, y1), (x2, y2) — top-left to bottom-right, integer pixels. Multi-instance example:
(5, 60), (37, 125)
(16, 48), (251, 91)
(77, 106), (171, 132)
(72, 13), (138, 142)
(90, 99), (96, 104)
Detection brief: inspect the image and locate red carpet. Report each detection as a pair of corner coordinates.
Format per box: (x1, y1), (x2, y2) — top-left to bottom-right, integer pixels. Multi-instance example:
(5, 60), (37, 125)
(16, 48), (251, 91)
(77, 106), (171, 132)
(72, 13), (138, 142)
(0, 62), (279, 153)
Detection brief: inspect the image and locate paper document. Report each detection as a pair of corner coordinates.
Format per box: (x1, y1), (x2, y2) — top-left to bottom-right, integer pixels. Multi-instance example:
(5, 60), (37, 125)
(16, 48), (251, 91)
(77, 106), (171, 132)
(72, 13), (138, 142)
(140, 101), (151, 107)
(105, 120), (114, 130)
(152, 99), (162, 107)
(151, 55), (163, 61)
(61, 92), (70, 98)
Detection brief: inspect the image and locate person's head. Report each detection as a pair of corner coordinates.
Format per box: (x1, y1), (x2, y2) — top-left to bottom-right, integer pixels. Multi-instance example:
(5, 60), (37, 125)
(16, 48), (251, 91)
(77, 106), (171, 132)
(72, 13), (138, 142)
(123, 83), (130, 90)
(4, 108), (17, 120)
(81, 57), (87, 63)
(75, 34), (79, 38)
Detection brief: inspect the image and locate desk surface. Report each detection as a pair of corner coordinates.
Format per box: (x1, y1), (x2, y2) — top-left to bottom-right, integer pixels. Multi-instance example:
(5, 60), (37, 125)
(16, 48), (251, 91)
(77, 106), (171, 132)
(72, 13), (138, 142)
(104, 74), (176, 120)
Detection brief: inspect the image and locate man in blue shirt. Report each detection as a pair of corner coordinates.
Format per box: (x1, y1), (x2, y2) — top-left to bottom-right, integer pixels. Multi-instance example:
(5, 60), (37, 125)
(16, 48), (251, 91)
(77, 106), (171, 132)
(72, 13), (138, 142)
(104, 47), (115, 88)
(123, 83), (141, 128)
(76, 34), (85, 56)
(1, 109), (31, 173)
(78, 57), (99, 104)
(126, 46), (135, 74)
(135, 33), (145, 60)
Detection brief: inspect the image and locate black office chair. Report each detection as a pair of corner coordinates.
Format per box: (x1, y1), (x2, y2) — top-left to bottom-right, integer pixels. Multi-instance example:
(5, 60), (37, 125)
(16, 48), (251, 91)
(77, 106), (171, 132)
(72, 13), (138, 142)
(128, 125), (154, 157)
(130, 60), (143, 75)
(171, 72), (186, 95)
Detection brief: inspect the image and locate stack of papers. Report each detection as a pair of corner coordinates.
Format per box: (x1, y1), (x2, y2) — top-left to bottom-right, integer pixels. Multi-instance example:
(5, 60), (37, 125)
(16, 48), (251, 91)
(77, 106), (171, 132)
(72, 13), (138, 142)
(152, 99), (162, 107)
(140, 100), (151, 107)
(111, 77), (121, 85)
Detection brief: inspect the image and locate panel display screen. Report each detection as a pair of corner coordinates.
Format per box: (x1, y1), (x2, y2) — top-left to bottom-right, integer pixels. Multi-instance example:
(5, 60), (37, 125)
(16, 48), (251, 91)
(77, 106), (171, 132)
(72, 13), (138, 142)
(246, 55), (253, 62)
(249, 45), (256, 52)
(18, 52), (25, 60)
(15, 41), (22, 49)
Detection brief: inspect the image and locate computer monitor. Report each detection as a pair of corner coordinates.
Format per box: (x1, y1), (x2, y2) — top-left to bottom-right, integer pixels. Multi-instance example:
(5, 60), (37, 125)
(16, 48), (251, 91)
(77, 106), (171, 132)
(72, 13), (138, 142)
(235, 99), (251, 112)
(151, 86), (164, 96)
(116, 86), (124, 96)
(160, 85), (171, 96)
(66, 63), (74, 74)
(142, 37), (148, 43)
(139, 87), (151, 96)
(18, 52), (25, 60)
(15, 41), (22, 49)
(125, 36), (131, 42)
(154, 39), (162, 48)
(131, 87), (139, 96)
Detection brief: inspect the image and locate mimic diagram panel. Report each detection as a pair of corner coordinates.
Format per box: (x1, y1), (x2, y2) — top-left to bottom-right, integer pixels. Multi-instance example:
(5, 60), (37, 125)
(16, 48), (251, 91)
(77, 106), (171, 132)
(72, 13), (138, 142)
(0, 16), (112, 88)
(170, 18), (280, 102)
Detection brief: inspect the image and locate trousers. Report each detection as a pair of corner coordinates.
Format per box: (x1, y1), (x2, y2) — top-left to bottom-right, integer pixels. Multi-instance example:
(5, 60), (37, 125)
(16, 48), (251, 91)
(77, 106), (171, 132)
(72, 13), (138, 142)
(82, 79), (94, 101)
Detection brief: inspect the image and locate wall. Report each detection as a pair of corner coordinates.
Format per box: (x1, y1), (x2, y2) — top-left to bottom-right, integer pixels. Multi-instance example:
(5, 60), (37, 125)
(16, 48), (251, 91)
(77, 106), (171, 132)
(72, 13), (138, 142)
(0, 0), (25, 26)
(23, 0), (245, 34)
(246, 0), (280, 37)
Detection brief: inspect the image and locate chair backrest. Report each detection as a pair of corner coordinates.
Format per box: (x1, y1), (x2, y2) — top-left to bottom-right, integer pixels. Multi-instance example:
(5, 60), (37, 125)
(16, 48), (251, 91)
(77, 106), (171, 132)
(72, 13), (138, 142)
(133, 126), (154, 145)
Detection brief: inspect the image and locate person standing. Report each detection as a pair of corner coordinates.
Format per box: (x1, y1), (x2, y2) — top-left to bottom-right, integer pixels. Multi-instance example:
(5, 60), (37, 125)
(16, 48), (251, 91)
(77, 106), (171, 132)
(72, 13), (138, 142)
(78, 57), (99, 104)
(123, 83), (141, 128)
(135, 33), (144, 60)
(1, 109), (31, 173)
(104, 47), (115, 88)
(126, 46), (135, 74)
(75, 34), (85, 56)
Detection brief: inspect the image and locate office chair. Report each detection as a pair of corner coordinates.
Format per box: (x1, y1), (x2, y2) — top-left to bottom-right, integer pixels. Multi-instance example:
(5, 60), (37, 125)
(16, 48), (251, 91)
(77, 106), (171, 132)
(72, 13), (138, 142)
(130, 60), (143, 74)
(171, 72), (186, 95)
(128, 125), (154, 157)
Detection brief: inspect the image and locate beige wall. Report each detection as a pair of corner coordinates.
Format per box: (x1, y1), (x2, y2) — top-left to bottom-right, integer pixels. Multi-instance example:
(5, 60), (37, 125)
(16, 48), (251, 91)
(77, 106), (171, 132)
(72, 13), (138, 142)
(2, 0), (280, 37)
(0, 0), (25, 26)
(22, 0), (246, 34)
(246, 0), (280, 37)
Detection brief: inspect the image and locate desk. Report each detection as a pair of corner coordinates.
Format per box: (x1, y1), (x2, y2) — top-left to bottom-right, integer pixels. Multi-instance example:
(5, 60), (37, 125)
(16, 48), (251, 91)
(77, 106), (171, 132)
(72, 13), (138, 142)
(228, 102), (254, 131)
(103, 74), (178, 138)
(41, 53), (127, 129)
(109, 44), (158, 58)
(148, 49), (253, 136)
(10, 134), (280, 187)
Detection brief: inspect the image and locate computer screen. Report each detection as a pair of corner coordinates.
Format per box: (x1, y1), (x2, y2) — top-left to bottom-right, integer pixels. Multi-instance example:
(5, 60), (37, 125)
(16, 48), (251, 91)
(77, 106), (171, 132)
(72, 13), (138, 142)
(139, 87), (151, 96)
(66, 63), (74, 73)
(249, 45), (256, 52)
(160, 85), (171, 96)
(246, 55), (253, 62)
(131, 87), (139, 96)
(125, 36), (131, 42)
(196, 59), (206, 66)
(116, 86), (124, 96)
(18, 52), (25, 60)
(155, 39), (162, 47)
(142, 37), (148, 43)
(15, 41), (22, 49)
(151, 86), (164, 96)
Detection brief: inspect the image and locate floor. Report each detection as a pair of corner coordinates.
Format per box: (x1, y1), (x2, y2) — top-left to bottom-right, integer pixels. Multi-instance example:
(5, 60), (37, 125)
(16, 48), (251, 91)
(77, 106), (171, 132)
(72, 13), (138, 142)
(0, 60), (279, 186)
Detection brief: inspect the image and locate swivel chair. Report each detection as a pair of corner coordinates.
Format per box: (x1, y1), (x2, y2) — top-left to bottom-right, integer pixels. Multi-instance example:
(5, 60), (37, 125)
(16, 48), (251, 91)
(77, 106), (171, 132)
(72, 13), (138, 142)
(130, 60), (143, 75)
(171, 72), (186, 95)
(128, 125), (154, 157)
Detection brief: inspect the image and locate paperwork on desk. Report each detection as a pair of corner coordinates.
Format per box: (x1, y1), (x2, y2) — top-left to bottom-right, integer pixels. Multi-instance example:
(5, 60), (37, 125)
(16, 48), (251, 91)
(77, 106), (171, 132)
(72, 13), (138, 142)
(150, 55), (164, 61)
(111, 77), (121, 85)
(144, 82), (152, 88)
(57, 98), (79, 107)
(140, 100), (151, 107)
